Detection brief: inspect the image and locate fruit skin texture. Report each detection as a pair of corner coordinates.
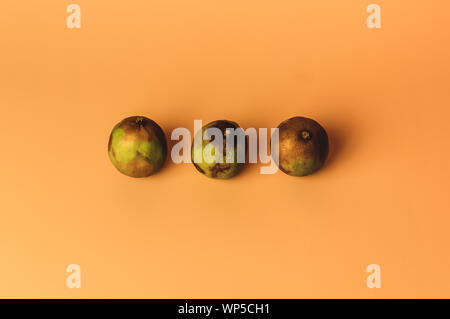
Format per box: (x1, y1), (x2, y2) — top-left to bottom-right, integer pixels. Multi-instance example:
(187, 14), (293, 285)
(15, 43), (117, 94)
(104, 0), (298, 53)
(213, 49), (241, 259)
(191, 120), (246, 179)
(108, 116), (167, 177)
(275, 116), (329, 176)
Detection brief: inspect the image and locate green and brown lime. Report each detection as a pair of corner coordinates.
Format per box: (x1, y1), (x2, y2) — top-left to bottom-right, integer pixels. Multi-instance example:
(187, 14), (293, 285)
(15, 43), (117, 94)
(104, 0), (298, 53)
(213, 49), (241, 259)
(108, 116), (167, 177)
(273, 116), (329, 176)
(191, 120), (246, 179)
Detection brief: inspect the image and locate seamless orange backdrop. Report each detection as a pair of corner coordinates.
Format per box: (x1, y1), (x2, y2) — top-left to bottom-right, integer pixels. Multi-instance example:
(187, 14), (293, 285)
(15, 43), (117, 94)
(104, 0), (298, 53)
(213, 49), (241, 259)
(1, 0), (450, 298)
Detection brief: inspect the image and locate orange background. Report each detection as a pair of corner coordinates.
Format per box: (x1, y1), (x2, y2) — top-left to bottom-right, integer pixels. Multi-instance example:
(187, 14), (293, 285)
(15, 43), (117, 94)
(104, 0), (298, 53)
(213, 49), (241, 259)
(1, 0), (449, 298)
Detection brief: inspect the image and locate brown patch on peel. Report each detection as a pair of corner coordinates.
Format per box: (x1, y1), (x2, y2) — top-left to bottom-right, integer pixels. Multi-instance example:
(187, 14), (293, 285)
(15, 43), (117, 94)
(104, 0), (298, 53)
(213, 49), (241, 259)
(193, 162), (205, 174)
(210, 163), (231, 178)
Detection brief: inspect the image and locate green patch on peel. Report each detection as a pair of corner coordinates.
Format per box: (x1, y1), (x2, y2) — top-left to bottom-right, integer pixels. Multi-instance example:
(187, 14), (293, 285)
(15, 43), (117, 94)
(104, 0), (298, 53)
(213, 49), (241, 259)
(110, 128), (137, 164)
(110, 128), (163, 165)
(192, 143), (241, 179)
(282, 157), (317, 176)
(143, 140), (164, 166)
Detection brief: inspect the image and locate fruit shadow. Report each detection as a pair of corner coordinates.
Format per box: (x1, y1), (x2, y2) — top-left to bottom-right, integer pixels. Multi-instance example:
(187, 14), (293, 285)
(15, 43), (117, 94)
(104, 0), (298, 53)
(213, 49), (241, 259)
(230, 119), (275, 180)
(319, 115), (355, 173)
(161, 124), (182, 172)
